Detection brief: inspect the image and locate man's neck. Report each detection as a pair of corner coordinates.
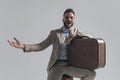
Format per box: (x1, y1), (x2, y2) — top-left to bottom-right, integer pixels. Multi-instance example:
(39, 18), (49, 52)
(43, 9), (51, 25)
(64, 26), (73, 30)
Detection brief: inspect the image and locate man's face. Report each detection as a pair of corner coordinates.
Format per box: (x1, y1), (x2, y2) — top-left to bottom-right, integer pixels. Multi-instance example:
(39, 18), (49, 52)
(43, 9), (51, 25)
(63, 12), (75, 29)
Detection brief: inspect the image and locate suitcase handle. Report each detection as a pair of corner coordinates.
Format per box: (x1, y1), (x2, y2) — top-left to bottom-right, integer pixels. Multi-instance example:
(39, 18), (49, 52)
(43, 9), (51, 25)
(70, 36), (90, 46)
(75, 35), (90, 39)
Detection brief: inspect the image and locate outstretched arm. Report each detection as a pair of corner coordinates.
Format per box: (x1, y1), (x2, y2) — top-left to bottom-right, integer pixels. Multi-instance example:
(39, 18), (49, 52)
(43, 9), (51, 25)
(8, 37), (25, 49)
(8, 31), (53, 52)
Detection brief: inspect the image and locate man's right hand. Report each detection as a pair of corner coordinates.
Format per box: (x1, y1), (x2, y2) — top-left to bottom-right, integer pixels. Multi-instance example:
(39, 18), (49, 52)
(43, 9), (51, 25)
(8, 37), (25, 49)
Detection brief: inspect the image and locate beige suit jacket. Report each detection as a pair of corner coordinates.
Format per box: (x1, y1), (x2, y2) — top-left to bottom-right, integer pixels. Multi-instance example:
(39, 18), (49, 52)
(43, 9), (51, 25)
(24, 27), (92, 71)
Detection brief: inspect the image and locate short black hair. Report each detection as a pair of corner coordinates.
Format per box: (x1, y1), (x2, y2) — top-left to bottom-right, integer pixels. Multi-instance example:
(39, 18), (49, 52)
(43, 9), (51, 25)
(63, 8), (75, 16)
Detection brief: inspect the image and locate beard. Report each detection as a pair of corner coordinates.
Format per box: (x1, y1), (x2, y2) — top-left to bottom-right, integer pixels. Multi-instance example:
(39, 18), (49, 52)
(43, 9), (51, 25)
(63, 22), (74, 29)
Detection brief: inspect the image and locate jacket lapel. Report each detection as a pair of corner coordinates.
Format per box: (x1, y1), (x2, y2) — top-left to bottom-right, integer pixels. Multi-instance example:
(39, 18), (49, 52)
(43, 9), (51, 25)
(57, 27), (62, 43)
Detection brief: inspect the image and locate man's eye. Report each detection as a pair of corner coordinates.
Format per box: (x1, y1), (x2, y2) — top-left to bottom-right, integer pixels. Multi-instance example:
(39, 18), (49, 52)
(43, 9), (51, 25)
(65, 16), (74, 19)
(70, 17), (74, 19)
(65, 16), (69, 19)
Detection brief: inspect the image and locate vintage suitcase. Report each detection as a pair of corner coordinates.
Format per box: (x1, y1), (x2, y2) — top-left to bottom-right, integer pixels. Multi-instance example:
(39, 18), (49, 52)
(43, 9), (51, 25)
(67, 38), (106, 70)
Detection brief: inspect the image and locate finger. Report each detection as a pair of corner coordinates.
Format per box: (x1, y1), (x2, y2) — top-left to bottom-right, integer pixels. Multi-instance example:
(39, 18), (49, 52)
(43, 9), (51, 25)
(8, 40), (12, 45)
(13, 37), (20, 45)
(7, 40), (15, 47)
(72, 28), (77, 37)
(73, 28), (77, 34)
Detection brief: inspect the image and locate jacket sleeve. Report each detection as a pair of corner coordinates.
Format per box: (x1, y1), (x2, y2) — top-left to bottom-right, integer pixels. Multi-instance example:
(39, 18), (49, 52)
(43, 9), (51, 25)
(23, 31), (53, 52)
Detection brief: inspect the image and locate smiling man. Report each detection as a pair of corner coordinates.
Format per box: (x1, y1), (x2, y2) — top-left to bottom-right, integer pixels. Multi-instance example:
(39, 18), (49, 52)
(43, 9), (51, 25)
(8, 8), (96, 80)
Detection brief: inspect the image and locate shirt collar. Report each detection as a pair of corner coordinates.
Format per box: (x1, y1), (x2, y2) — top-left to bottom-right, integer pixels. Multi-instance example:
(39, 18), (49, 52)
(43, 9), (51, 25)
(62, 26), (69, 33)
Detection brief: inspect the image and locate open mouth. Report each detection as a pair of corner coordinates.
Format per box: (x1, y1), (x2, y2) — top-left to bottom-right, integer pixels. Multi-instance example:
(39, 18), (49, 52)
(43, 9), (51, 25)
(67, 23), (73, 26)
(65, 21), (72, 25)
(66, 21), (71, 24)
(64, 21), (74, 28)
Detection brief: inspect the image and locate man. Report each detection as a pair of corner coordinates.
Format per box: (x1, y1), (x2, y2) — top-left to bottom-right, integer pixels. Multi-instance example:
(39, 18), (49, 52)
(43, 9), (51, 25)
(8, 8), (96, 80)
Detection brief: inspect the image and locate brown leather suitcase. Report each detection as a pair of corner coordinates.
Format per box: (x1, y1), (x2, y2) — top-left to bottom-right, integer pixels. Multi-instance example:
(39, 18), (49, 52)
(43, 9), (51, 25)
(67, 38), (106, 70)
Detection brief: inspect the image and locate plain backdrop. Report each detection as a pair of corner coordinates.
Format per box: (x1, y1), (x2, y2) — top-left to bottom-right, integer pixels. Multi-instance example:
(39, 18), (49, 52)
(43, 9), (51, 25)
(1, 0), (120, 80)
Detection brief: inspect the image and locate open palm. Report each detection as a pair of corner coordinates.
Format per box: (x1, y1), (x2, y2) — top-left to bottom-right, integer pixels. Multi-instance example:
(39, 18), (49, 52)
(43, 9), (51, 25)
(8, 37), (24, 49)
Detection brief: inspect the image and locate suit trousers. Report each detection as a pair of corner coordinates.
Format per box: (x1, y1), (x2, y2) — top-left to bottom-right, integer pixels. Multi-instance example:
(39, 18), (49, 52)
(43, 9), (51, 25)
(47, 61), (96, 80)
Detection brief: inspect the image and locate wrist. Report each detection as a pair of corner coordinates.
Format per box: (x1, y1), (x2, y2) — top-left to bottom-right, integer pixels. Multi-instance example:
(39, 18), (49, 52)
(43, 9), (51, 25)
(20, 44), (25, 49)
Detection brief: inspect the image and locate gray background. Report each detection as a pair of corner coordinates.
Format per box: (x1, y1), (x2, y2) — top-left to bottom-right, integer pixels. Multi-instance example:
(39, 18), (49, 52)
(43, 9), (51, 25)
(1, 0), (120, 80)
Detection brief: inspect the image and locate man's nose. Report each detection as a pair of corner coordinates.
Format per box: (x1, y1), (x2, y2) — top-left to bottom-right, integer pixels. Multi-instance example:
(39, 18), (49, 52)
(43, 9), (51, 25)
(68, 18), (71, 20)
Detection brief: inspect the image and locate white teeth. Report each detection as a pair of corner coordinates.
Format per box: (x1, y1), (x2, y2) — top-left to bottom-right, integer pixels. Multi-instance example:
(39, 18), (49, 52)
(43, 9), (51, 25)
(66, 22), (71, 24)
